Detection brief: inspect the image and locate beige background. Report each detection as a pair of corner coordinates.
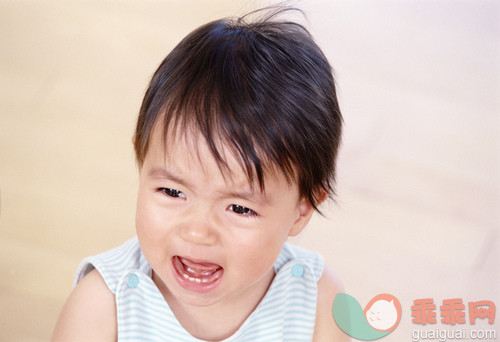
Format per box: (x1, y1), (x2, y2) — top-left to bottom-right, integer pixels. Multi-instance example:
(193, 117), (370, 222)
(1, 1), (498, 341)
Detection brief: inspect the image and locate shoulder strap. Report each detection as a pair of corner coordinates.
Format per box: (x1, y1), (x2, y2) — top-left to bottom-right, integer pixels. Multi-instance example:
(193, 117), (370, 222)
(73, 237), (148, 294)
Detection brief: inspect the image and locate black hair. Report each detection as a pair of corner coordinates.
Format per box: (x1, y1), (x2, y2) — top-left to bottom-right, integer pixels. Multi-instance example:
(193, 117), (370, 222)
(134, 7), (342, 211)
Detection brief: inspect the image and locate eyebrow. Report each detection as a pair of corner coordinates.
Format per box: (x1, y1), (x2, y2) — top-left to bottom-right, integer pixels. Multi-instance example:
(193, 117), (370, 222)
(147, 167), (192, 188)
(147, 167), (269, 205)
(226, 189), (269, 205)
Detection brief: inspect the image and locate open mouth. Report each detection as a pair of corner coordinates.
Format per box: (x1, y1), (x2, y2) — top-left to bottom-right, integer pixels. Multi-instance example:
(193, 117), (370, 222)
(172, 256), (224, 292)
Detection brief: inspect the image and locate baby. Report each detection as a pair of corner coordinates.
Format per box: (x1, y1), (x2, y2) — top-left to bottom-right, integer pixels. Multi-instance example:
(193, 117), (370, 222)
(53, 7), (346, 341)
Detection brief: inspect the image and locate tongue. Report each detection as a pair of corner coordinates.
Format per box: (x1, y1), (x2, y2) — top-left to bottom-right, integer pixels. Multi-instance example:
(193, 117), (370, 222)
(179, 257), (221, 276)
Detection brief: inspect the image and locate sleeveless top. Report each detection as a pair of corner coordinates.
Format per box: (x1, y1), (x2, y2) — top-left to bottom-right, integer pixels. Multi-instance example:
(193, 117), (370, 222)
(75, 237), (324, 341)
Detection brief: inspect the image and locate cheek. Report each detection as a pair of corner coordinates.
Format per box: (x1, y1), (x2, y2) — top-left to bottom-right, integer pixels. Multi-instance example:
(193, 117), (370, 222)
(135, 194), (172, 244)
(135, 198), (154, 235)
(135, 203), (174, 271)
(226, 228), (287, 272)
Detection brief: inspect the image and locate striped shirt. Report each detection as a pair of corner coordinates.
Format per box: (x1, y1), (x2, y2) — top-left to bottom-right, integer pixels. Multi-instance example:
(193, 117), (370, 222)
(75, 237), (324, 341)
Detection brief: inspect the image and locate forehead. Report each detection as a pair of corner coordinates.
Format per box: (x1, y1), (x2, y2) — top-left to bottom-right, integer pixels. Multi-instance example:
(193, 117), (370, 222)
(145, 119), (291, 191)
(148, 121), (235, 174)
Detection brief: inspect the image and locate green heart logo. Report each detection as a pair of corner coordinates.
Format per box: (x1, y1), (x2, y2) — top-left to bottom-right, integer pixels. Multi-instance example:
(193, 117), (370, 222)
(333, 293), (402, 340)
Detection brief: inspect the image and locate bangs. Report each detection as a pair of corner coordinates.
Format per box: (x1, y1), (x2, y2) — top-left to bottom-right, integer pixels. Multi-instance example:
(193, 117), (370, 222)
(157, 52), (297, 192)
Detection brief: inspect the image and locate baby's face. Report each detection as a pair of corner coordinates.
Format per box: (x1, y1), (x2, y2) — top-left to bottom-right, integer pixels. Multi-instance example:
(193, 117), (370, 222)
(365, 299), (398, 331)
(135, 124), (313, 310)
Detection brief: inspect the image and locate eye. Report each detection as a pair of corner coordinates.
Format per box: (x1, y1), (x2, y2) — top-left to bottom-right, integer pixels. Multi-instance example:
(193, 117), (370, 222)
(228, 204), (258, 217)
(160, 188), (186, 199)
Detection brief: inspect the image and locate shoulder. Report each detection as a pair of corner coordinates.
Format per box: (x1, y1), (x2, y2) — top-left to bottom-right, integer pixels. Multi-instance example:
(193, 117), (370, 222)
(278, 243), (324, 280)
(52, 269), (117, 341)
(74, 237), (144, 292)
(313, 264), (350, 342)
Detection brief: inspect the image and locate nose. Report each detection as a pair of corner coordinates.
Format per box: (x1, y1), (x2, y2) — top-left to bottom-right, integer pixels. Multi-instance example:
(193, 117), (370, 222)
(178, 207), (218, 246)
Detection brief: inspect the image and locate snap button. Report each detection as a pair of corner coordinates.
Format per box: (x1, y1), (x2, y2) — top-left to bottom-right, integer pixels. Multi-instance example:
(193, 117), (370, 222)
(292, 264), (304, 278)
(127, 274), (139, 288)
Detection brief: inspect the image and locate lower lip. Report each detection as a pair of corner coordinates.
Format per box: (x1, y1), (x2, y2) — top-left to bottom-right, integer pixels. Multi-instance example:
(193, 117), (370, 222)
(172, 256), (224, 293)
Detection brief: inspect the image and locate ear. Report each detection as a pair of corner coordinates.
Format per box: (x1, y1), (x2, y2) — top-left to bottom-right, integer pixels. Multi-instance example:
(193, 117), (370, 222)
(288, 197), (316, 237)
(288, 190), (328, 237)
